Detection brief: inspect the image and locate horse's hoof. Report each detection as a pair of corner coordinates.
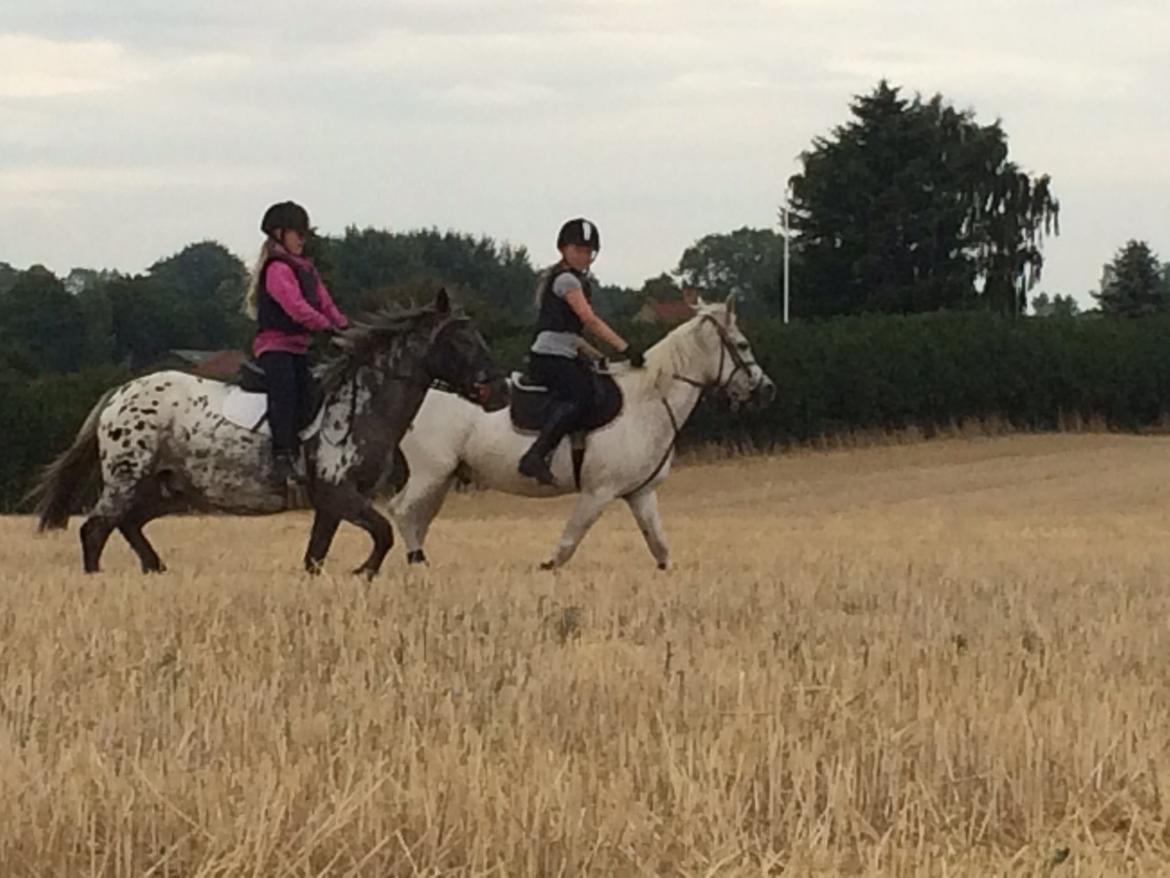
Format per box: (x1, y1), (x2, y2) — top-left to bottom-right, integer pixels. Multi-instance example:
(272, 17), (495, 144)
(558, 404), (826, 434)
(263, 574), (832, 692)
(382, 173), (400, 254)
(539, 560), (556, 571)
(657, 562), (668, 572)
(304, 559), (324, 576)
(406, 550), (427, 565)
(142, 563), (167, 574)
(352, 566), (378, 581)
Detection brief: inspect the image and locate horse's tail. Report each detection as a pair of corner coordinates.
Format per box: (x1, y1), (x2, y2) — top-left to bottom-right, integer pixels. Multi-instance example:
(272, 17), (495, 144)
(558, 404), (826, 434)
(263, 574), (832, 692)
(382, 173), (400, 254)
(28, 387), (115, 531)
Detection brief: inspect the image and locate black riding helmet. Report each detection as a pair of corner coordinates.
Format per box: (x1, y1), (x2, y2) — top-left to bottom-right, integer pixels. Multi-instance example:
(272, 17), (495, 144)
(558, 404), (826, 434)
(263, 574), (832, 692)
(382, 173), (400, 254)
(557, 217), (600, 253)
(261, 201), (311, 237)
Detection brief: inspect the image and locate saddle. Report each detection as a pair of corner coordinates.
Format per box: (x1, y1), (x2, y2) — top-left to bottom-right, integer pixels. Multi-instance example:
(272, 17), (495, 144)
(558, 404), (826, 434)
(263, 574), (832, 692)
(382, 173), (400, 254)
(219, 358), (325, 438)
(508, 367), (623, 434)
(509, 363), (624, 490)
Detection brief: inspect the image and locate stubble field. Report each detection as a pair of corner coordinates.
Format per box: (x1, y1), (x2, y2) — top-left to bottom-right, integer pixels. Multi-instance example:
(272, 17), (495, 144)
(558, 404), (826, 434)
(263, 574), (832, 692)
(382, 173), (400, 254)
(4, 434), (1170, 875)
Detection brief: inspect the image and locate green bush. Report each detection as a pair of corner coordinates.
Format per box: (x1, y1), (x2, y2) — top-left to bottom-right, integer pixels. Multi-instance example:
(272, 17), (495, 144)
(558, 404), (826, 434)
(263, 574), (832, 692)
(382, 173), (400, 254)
(673, 312), (1170, 449)
(486, 311), (1170, 450)
(8, 312), (1170, 511)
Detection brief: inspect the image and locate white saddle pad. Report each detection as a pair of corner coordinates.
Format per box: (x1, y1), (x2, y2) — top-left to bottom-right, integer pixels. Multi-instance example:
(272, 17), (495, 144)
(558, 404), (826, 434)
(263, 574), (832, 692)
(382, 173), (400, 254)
(220, 387), (324, 439)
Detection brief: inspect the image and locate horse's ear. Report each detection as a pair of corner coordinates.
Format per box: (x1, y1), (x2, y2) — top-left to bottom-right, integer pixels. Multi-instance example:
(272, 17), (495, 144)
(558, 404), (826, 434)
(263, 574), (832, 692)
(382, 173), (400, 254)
(435, 287), (451, 314)
(725, 293), (738, 324)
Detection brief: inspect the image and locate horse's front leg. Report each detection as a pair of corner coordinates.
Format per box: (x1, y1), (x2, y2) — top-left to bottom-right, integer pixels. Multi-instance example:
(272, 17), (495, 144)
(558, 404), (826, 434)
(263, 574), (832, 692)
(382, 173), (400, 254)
(304, 509), (341, 574)
(541, 489), (614, 570)
(312, 480), (393, 579)
(348, 501), (394, 580)
(624, 488), (670, 570)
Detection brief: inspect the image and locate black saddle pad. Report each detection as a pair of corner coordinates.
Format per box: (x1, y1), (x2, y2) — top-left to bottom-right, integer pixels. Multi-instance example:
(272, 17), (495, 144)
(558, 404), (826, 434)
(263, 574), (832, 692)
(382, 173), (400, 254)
(509, 370), (623, 434)
(235, 358), (324, 430)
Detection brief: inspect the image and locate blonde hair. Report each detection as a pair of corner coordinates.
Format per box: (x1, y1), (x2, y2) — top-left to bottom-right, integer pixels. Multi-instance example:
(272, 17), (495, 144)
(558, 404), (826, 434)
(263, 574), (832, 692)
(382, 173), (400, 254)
(242, 239), (276, 319)
(532, 264), (555, 309)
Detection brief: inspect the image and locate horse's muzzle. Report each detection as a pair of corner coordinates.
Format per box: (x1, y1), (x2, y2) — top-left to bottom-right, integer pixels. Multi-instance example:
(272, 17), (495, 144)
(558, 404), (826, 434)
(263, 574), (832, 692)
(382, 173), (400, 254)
(750, 378), (777, 409)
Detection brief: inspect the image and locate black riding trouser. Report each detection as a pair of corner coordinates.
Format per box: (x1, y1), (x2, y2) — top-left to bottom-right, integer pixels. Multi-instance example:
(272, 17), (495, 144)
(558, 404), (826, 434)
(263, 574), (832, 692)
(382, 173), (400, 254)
(528, 353), (594, 428)
(259, 351), (312, 456)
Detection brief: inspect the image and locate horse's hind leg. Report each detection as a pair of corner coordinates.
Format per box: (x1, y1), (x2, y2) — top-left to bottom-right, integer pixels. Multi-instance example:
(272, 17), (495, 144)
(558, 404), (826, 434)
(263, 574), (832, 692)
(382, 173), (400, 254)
(625, 488), (671, 571)
(119, 518), (164, 573)
(116, 475), (184, 573)
(80, 487), (135, 573)
(80, 515), (117, 574)
(391, 475), (454, 565)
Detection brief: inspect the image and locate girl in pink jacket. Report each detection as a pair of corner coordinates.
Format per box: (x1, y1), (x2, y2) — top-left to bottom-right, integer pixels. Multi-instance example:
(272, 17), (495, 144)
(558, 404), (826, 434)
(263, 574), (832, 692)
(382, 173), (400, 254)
(243, 200), (347, 485)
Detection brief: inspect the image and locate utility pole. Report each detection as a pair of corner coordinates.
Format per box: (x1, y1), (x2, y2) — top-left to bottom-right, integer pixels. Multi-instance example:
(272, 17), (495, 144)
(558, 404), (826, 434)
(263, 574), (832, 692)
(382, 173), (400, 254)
(779, 189), (791, 324)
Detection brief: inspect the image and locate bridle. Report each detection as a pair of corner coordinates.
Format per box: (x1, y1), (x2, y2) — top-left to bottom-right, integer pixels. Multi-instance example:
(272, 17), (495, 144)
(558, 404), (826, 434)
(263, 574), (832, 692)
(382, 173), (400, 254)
(671, 314), (754, 395)
(424, 314), (500, 406)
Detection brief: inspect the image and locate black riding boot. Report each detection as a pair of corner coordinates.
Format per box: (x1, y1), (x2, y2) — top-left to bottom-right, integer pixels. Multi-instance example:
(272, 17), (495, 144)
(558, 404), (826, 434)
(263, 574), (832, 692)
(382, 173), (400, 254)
(518, 401), (579, 486)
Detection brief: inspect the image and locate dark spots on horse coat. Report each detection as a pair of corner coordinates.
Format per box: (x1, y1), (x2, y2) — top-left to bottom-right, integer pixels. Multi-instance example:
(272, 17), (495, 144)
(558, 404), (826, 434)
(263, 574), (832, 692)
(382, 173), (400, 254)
(109, 428), (123, 441)
(135, 421), (146, 431)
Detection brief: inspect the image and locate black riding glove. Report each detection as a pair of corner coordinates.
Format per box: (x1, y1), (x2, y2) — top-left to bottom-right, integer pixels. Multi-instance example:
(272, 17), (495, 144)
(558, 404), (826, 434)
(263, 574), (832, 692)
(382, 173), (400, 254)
(624, 346), (646, 369)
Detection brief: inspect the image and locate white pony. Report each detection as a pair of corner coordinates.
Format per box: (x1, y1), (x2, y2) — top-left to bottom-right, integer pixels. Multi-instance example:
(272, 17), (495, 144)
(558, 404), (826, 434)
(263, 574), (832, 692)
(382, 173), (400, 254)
(388, 296), (776, 569)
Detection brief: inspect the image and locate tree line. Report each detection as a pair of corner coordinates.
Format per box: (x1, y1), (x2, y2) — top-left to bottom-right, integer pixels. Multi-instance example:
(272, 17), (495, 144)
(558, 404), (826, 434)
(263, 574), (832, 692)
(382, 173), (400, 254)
(2, 79), (1169, 508)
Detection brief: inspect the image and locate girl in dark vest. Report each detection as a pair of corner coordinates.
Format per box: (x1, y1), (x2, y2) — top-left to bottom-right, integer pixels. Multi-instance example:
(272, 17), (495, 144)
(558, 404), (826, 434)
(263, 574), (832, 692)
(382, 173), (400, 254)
(519, 217), (644, 485)
(243, 201), (348, 486)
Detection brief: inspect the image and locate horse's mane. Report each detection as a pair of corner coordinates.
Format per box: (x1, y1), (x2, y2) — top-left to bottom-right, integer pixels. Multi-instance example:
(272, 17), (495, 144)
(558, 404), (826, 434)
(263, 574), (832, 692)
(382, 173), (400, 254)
(318, 301), (455, 396)
(620, 303), (729, 398)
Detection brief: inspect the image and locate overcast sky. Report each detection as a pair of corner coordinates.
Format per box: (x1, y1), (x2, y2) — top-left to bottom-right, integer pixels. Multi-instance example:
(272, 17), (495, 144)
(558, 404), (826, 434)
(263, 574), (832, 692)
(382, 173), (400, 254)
(2, 1), (1167, 307)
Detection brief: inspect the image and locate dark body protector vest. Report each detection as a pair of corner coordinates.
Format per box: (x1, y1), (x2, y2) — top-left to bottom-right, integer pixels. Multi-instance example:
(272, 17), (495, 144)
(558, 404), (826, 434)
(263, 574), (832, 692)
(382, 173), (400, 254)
(258, 253), (322, 334)
(534, 263), (592, 340)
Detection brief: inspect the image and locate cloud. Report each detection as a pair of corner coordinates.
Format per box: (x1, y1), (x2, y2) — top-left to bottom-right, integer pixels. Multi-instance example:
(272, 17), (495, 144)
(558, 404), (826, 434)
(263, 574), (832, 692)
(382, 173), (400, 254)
(0, 33), (252, 99)
(0, 35), (144, 97)
(0, 163), (287, 195)
(0, 0), (1167, 305)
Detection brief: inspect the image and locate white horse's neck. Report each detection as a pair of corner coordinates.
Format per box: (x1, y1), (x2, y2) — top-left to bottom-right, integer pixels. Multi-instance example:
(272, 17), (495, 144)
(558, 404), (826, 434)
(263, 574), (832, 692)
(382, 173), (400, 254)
(625, 314), (719, 399)
(617, 313), (723, 440)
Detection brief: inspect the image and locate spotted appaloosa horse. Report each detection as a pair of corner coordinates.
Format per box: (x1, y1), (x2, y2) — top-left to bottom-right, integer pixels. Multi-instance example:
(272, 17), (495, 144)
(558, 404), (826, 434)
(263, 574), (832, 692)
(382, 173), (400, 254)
(31, 290), (507, 577)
